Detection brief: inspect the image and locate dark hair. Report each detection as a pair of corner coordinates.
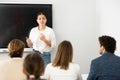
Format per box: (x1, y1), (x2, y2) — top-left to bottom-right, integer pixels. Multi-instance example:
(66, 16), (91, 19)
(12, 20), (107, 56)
(36, 12), (47, 19)
(23, 53), (44, 80)
(52, 40), (73, 70)
(8, 39), (25, 58)
(98, 35), (116, 53)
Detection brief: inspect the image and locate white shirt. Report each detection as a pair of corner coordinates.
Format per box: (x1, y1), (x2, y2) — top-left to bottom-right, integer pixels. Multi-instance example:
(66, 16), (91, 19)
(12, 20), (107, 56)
(44, 63), (82, 80)
(0, 58), (26, 80)
(29, 26), (56, 53)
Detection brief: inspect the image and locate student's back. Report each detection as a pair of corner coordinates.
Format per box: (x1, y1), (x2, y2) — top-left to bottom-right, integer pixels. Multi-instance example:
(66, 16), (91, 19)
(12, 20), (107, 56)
(0, 58), (26, 80)
(23, 53), (45, 80)
(87, 35), (120, 80)
(0, 39), (26, 80)
(45, 63), (81, 80)
(44, 40), (82, 80)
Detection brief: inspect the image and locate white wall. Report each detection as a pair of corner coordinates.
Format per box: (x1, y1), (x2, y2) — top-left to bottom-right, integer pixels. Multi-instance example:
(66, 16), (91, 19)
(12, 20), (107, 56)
(0, 0), (99, 74)
(96, 0), (120, 56)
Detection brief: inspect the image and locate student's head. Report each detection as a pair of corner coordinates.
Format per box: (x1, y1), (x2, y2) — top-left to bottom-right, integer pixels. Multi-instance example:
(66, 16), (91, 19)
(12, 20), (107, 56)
(36, 12), (47, 26)
(8, 39), (25, 58)
(23, 53), (44, 80)
(98, 35), (116, 54)
(52, 40), (73, 70)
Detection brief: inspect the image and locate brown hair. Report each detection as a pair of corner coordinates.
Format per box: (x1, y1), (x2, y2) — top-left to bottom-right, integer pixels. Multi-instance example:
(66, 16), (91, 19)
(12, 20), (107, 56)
(23, 53), (44, 80)
(8, 39), (24, 58)
(36, 12), (47, 19)
(52, 40), (73, 70)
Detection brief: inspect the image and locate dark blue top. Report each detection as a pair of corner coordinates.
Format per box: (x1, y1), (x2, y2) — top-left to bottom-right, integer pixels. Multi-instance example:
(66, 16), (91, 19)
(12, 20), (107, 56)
(87, 52), (120, 80)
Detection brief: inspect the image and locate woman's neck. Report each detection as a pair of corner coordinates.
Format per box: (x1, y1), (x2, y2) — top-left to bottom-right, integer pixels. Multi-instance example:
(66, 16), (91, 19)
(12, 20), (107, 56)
(38, 25), (46, 31)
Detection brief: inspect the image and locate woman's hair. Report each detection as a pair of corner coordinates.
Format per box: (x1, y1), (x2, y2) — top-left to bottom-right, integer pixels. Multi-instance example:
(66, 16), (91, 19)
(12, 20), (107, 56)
(36, 12), (47, 19)
(8, 39), (25, 58)
(23, 53), (44, 80)
(98, 35), (116, 53)
(52, 40), (73, 70)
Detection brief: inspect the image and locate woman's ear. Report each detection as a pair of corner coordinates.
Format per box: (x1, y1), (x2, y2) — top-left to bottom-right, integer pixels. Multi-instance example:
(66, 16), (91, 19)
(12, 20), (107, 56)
(23, 68), (26, 74)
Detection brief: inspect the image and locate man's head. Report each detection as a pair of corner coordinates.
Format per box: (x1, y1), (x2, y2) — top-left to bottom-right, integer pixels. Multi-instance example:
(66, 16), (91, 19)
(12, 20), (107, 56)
(98, 35), (116, 54)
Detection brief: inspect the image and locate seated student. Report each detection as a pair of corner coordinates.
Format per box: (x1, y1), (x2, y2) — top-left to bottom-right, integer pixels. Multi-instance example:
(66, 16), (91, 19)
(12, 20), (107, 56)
(87, 35), (120, 80)
(23, 53), (45, 80)
(44, 40), (82, 80)
(0, 39), (26, 80)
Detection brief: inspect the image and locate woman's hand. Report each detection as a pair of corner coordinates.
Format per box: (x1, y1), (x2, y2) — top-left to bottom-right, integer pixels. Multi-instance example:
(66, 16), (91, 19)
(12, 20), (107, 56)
(26, 37), (33, 47)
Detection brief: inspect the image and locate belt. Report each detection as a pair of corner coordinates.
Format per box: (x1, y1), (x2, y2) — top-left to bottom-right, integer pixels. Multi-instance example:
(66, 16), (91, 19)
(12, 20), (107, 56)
(33, 49), (41, 54)
(33, 49), (49, 54)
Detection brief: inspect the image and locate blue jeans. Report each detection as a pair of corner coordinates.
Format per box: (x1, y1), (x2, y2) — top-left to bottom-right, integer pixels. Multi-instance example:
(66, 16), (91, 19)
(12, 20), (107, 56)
(40, 52), (51, 67)
(33, 49), (51, 67)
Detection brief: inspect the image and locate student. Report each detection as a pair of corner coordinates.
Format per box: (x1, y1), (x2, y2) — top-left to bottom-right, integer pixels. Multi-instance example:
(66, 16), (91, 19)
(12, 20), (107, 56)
(23, 53), (45, 80)
(87, 35), (120, 80)
(44, 40), (82, 80)
(26, 12), (56, 67)
(0, 39), (26, 80)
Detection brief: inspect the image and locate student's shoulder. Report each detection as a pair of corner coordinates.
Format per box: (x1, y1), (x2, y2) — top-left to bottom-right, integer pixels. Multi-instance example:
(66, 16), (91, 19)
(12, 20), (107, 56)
(91, 55), (104, 65)
(46, 63), (53, 68)
(0, 59), (11, 66)
(70, 63), (80, 68)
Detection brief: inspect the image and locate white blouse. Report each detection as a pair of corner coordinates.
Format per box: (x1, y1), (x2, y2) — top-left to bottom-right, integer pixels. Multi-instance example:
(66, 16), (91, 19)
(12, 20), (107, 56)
(29, 26), (56, 53)
(44, 63), (82, 80)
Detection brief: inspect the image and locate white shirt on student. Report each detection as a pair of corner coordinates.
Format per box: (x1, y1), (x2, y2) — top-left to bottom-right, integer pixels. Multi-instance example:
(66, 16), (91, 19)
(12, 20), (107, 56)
(44, 63), (82, 80)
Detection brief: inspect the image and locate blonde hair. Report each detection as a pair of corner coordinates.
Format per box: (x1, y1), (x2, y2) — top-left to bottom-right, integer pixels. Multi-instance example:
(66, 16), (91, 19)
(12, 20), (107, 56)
(8, 39), (24, 58)
(52, 40), (73, 70)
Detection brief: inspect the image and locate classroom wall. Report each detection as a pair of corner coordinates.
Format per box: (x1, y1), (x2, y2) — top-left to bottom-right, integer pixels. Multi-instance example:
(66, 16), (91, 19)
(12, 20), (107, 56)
(96, 0), (120, 56)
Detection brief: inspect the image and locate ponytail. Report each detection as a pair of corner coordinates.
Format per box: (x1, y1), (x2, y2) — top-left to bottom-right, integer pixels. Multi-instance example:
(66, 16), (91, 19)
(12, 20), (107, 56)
(29, 74), (35, 80)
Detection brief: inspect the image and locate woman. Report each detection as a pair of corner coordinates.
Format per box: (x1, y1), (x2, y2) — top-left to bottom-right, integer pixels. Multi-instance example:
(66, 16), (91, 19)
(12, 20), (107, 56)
(26, 12), (56, 67)
(0, 39), (26, 80)
(44, 40), (82, 80)
(23, 53), (45, 80)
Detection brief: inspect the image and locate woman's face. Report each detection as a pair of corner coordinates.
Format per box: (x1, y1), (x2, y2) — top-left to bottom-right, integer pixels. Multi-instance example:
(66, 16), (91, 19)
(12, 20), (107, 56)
(36, 14), (47, 26)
